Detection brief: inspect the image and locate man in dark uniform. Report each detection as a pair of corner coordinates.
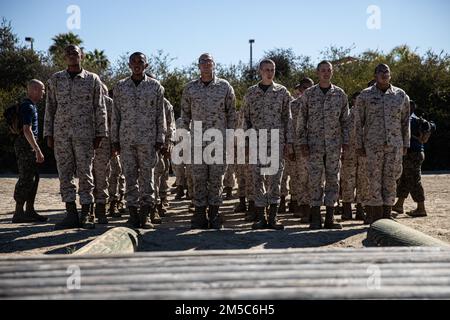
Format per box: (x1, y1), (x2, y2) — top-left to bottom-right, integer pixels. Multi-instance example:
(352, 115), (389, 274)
(393, 101), (433, 217)
(12, 79), (47, 223)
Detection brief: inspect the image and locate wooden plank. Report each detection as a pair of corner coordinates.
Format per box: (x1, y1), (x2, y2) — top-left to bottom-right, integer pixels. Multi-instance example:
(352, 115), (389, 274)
(2, 247), (450, 299)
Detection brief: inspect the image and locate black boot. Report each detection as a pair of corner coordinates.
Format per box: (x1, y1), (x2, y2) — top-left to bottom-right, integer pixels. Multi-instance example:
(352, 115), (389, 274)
(341, 202), (353, 221)
(324, 206), (342, 229)
(291, 200), (301, 218)
(110, 200), (122, 218)
(191, 206), (208, 229)
(80, 204), (95, 229)
(309, 206), (323, 230)
(13, 201), (47, 223)
(208, 205), (223, 230)
(157, 202), (167, 217)
(268, 204), (284, 230)
(224, 187), (233, 200)
(54, 202), (80, 230)
(25, 195), (48, 222)
(174, 186), (185, 200)
(278, 197), (286, 213)
(95, 203), (108, 224)
(355, 203), (365, 221)
(252, 207), (268, 230)
(372, 206), (384, 223)
(234, 197), (247, 213)
(151, 204), (162, 224)
(139, 205), (154, 229)
(383, 205), (393, 219)
(364, 206), (374, 225)
(118, 194), (126, 214)
(299, 205), (311, 223)
(127, 206), (140, 228)
(245, 200), (257, 222)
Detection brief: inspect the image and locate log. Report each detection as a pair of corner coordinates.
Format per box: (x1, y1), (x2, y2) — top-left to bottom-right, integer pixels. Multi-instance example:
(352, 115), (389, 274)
(73, 227), (139, 255)
(368, 219), (450, 247)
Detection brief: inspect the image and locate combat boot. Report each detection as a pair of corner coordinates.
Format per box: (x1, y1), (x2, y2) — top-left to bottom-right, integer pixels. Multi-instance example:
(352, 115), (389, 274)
(117, 194), (126, 214)
(252, 207), (268, 230)
(191, 206), (208, 229)
(234, 197), (247, 213)
(157, 202), (167, 217)
(364, 206), (374, 225)
(25, 194), (48, 222)
(245, 200), (257, 222)
(299, 205), (311, 224)
(355, 203), (365, 221)
(324, 206), (342, 229)
(174, 186), (185, 200)
(268, 204), (284, 230)
(290, 200), (301, 218)
(224, 187), (233, 200)
(126, 206), (140, 228)
(278, 196), (287, 213)
(108, 200), (121, 218)
(54, 202), (80, 230)
(309, 206), (323, 230)
(79, 204), (95, 229)
(372, 206), (384, 223)
(13, 201), (47, 223)
(208, 205), (223, 230)
(95, 203), (108, 224)
(341, 202), (353, 221)
(383, 205), (393, 219)
(150, 205), (162, 224)
(139, 205), (154, 229)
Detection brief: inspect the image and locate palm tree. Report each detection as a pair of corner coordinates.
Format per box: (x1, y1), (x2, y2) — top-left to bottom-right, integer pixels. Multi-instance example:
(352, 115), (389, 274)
(49, 32), (83, 62)
(85, 49), (109, 70)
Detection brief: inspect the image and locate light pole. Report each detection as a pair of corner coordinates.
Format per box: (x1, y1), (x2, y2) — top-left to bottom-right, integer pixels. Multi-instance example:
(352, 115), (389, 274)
(249, 39), (255, 79)
(25, 37), (34, 51)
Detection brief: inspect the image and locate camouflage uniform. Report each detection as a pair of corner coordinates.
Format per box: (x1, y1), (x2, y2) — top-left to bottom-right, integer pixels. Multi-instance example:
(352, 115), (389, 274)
(108, 155), (125, 201)
(173, 117), (187, 189)
(290, 98), (310, 206)
(93, 95), (113, 204)
(44, 69), (107, 205)
(180, 76), (236, 207)
(355, 85), (410, 206)
(155, 98), (176, 200)
(241, 82), (293, 207)
(297, 84), (350, 207)
(223, 164), (236, 189)
(111, 75), (166, 208)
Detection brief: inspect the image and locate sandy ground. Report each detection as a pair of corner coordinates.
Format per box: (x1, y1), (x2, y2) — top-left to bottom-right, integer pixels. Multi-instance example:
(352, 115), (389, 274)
(0, 174), (449, 256)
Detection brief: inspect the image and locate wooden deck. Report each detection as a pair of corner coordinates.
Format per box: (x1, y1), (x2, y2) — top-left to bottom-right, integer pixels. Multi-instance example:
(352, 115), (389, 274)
(2, 247), (450, 299)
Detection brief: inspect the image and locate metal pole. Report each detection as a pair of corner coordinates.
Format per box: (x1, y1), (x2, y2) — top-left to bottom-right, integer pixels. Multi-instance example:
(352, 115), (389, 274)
(249, 39), (255, 79)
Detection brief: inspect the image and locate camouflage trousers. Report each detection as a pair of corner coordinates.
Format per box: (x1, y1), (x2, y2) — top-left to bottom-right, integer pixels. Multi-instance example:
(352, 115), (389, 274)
(108, 155), (125, 201)
(290, 152), (310, 206)
(155, 152), (170, 200)
(396, 151), (425, 203)
(54, 136), (94, 205)
(174, 163), (186, 188)
(13, 135), (39, 204)
(223, 164), (236, 189)
(280, 159), (295, 198)
(93, 139), (111, 204)
(121, 144), (157, 208)
(251, 146), (285, 207)
(186, 164), (194, 197)
(308, 148), (341, 207)
(366, 145), (403, 206)
(191, 163), (226, 207)
(236, 163), (255, 200)
(340, 150), (370, 204)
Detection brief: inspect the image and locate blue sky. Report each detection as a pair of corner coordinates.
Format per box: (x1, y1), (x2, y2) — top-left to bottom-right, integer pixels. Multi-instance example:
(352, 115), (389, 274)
(1, 0), (450, 69)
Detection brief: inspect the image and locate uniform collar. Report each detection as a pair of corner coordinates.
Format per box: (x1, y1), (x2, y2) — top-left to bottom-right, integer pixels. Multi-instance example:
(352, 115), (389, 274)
(257, 81), (281, 93)
(125, 74), (149, 87)
(64, 68), (88, 79)
(313, 83), (336, 95)
(197, 75), (218, 87)
(373, 84), (394, 95)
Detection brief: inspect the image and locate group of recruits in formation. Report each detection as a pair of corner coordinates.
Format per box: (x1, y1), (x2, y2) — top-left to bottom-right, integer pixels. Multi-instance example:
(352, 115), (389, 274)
(11, 44), (413, 232)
